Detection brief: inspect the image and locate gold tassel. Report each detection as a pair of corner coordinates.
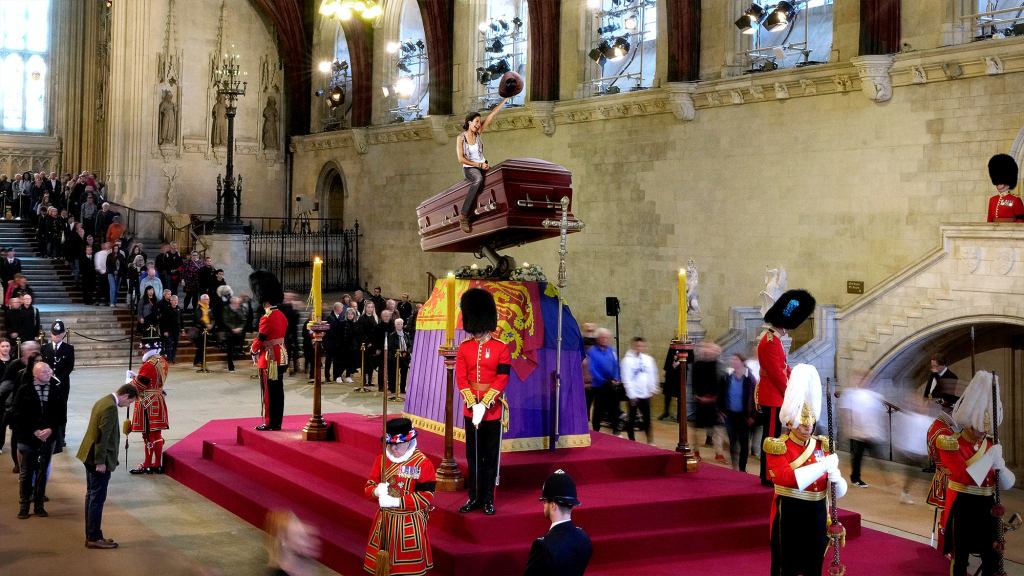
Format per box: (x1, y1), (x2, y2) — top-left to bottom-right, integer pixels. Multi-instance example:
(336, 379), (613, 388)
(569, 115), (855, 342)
(374, 550), (391, 576)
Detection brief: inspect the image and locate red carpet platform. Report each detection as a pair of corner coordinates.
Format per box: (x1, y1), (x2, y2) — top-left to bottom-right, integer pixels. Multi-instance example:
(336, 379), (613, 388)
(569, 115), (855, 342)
(165, 413), (949, 575)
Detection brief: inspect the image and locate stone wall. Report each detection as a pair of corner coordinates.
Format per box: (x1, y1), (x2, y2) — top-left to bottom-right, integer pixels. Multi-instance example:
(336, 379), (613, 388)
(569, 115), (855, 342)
(292, 37), (1024, 365)
(105, 0), (286, 218)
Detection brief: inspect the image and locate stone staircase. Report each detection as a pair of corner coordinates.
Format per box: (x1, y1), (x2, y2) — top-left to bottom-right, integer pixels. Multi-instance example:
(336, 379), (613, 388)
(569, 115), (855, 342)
(0, 220), (231, 367)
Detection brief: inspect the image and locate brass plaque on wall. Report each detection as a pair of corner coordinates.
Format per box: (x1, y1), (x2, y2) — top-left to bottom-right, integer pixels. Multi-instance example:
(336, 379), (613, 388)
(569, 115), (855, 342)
(847, 281), (864, 294)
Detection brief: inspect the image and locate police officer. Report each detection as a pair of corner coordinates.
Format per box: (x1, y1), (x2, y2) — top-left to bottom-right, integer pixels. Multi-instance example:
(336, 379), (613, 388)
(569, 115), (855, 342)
(525, 469), (592, 576)
(40, 319), (74, 448)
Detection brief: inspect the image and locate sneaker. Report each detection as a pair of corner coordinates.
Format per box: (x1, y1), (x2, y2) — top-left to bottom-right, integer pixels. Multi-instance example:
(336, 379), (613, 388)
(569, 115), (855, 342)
(335, 377), (343, 383)
(853, 480), (869, 488)
(900, 491), (915, 505)
(344, 377), (353, 384)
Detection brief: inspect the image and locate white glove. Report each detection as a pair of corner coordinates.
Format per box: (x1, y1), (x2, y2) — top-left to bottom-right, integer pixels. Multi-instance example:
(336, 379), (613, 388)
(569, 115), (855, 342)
(378, 494), (401, 508)
(821, 453), (840, 473)
(989, 445), (1003, 467)
(373, 483), (389, 498)
(125, 370), (136, 384)
(998, 468), (1016, 490)
(471, 403), (485, 426)
(828, 468), (848, 498)
(794, 461), (828, 490)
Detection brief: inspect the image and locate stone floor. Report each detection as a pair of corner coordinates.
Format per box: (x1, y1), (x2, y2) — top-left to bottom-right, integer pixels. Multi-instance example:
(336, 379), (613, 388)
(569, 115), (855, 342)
(0, 363), (1021, 576)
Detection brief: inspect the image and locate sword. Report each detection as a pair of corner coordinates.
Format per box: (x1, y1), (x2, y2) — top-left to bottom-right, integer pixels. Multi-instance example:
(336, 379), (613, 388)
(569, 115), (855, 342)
(991, 371), (1005, 575)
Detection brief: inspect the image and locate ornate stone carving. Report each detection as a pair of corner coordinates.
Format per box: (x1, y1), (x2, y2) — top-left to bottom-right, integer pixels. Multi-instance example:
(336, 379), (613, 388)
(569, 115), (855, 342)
(942, 62), (963, 80)
(158, 90), (177, 145)
(911, 65), (927, 84)
(774, 82), (790, 99)
(749, 84), (765, 100)
(351, 128), (368, 154)
(262, 96), (279, 150)
(960, 246), (981, 274)
(665, 82), (696, 121)
(162, 164), (180, 215)
(759, 266), (787, 316)
(832, 75), (853, 92)
(706, 92), (721, 106)
(729, 89), (744, 105)
(528, 101), (555, 135)
(211, 94), (227, 147)
(800, 79), (817, 95)
(851, 55), (894, 103)
(985, 56), (1004, 75)
(996, 247), (1016, 275)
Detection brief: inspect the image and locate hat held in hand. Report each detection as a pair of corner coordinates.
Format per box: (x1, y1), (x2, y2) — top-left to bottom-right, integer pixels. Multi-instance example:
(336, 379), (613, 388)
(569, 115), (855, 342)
(498, 71), (524, 98)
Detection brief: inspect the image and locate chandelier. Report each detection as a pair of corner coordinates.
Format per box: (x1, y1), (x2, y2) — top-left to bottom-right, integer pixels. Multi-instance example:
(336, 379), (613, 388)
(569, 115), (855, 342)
(319, 0), (382, 21)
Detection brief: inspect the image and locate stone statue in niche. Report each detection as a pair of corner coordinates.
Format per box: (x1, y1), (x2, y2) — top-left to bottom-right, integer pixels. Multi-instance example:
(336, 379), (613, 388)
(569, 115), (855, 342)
(686, 259), (700, 316)
(759, 266), (787, 316)
(211, 94), (228, 147)
(158, 90), (177, 145)
(262, 96), (279, 150)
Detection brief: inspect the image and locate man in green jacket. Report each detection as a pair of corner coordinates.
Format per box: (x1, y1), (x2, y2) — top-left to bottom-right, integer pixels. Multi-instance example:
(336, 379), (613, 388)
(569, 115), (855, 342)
(77, 383), (137, 549)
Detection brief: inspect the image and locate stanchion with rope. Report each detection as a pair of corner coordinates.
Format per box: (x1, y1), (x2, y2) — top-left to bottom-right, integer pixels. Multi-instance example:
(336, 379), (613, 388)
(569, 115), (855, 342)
(355, 343), (371, 393)
(197, 329), (212, 373)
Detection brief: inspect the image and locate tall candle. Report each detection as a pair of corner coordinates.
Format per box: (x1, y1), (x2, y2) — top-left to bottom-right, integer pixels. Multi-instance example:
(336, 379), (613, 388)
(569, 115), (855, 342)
(677, 268), (687, 341)
(311, 257), (323, 322)
(445, 271), (456, 347)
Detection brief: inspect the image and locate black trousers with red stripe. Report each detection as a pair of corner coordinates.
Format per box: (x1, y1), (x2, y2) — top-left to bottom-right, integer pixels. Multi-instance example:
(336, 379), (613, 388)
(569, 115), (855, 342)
(261, 364), (286, 429)
(758, 406), (783, 485)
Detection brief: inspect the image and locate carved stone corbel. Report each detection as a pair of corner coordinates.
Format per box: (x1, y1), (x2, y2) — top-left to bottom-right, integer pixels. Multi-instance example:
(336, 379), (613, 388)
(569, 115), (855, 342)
(800, 79), (817, 95)
(985, 56), (1003, 75)
(665, 82), (696, 121)
(749, 84), (765, 100)
(774, 82), (789, 99)
(911, 65), (927, 84)
(529, 101), (557, 135)
(729, 89), (744, 105)
(851, 55), (894, 103)
(351, 128), (368, 154)
(706, 92), (721, 106)
(428, 115), (449, 145)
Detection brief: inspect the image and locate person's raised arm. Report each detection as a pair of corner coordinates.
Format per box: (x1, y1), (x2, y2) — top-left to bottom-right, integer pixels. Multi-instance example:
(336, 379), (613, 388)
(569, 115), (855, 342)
(479, 98), (510, 133)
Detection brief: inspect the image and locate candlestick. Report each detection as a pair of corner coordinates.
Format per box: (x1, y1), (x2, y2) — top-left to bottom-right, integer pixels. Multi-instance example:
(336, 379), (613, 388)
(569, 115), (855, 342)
(677, 268), (687, 341)
(311, 257), (323, 322)
(445, 271), (456, 347)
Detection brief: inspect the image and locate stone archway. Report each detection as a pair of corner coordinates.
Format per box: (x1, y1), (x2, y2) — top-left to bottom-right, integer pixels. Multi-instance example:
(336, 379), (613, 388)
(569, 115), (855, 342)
(315, 161), (346, 226)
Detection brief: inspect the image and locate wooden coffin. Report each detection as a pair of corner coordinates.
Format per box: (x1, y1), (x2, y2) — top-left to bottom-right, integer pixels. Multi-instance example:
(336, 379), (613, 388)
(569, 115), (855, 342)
(417, 158), (580, 253)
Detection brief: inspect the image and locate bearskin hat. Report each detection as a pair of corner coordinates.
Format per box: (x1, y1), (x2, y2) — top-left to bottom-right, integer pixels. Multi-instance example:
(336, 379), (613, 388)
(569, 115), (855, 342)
(249, 270), (283, 306)
(460, 287), (497, 335)
(989, 154), (1018, 190)
(763, 289), (816, 331)
(498, 71), (524, 98)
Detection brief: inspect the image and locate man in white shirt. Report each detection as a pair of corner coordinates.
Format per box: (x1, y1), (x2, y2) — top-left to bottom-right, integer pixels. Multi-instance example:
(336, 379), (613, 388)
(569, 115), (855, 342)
(620, 337), (659, 444)
(94, 242), (111, 306)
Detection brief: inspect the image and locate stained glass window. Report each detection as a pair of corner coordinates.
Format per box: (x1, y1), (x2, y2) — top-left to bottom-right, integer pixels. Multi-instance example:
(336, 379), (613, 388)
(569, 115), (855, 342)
(0, 0), (50, 132)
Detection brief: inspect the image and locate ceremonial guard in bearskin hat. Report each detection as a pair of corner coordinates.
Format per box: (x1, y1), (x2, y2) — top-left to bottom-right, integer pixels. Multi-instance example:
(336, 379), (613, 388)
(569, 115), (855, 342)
(926, 391), (961, 551)
(525, 470), (593, 576)
(249, 271), (288, 431)
(363, 417), (436, 576)
(456, 288), (511, 516)
(986, 154), (1024, 222)
(937, 371), (1016, 576)
(757, 289), (815, 486)
(764, 364), (848, 576)
(127, 336), (170, 474)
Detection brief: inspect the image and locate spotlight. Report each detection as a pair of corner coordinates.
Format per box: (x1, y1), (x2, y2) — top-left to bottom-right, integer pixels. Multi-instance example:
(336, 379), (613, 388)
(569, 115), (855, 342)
(495, 59), (511, 75)
(397, 61), (411, 73)
(336, 60), (349, 71)
(487, 38), (504, 53)
(338, 6), (353, 20)
(597, 23), (619, 35)
(477, 67), (493, 85)
(318, 60), (332, 73)
(394, 76), (415, 98)
(416, 39), (425, 51)
(624, 14), (638, 31)
(489, 20), (500, 32)
(402, 41), (416, 53)
(588, 47), (607, 65)
(362, 3), (381, 18)
(386, 41), (401, 54)
(315, 88), (325, 97)
(611, 36), (630, 60)
(598, 39), (615, 60)
(764, 1), (796, 33)
(329, 86), (345, 107)
(499, 19), (509, 31)
(734, 4), (766, 35)
(319, 0), (336, 15)
(512, 16), (523, 29)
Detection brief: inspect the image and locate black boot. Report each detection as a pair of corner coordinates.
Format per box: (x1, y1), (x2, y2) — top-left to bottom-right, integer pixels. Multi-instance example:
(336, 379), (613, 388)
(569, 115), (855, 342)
(18, 502), (29, 519)
(459, 499), (481, 513)
(33, 502), (47, 517)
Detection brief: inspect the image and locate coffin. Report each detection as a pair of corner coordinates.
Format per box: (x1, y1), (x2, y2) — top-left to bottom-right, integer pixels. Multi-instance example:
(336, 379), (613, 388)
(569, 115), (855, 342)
(417, 158), (580, 253)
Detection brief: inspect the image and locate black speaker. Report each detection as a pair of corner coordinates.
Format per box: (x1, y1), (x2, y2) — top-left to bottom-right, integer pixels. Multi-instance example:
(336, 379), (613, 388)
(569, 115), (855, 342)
(605, 297), (620, 317)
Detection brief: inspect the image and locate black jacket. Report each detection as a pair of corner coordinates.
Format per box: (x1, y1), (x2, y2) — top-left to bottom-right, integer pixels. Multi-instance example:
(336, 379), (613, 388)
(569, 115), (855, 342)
(524, 520), (592, 576)
(10, 376), (67, 447)
(158, 300), (181, 334)
(0, 256), (22, 285)
(40, 341), (75, 390)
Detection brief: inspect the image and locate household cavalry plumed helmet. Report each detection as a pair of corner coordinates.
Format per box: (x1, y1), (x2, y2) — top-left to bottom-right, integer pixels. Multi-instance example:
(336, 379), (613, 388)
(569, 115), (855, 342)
(780, 364), (822, 429)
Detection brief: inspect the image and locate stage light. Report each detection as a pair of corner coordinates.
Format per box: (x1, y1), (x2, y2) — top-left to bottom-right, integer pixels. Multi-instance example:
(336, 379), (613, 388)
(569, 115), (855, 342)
(512, 16), (523, 29)
(397, 61), (411, 73)
(402, 41), (416, 53)
(477, 67), (492, 85)
(362, 4), (381, 18)
(315, 88), (325, 97)
(499, 19), (509, 31)
(319, 0), (337, 16)
(624, 14), (638, 31)
(490, 20), (500, 32)
(598, 23), (619, 35)
(318, 60), (332, 74)
(487, 38), (504, 53)
(734, 3), (766, 34)
(588, 47), (607, 65)
(394, 76), (415, 98)
(495, 59), (511, 75)
(416, 39), (425, 51)
(597, 39), (615, 60)
(611, 36), (630, 60)
(329, 86), (345, 107)
(338, 7), (353, 20)
(764, 1), (796, 33)
(386, 41), (401, 54)
(479, 21), (490, 33)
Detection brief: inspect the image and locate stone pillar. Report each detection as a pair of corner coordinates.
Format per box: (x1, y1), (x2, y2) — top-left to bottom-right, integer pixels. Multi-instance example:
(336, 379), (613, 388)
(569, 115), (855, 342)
(105, 0), (153, 207)
(200, 234), (255, 298)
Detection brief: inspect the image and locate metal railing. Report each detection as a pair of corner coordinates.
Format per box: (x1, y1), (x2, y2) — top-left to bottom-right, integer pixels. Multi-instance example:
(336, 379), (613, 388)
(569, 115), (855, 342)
(117, 205), (208, 257)
(190, 213), (348, 234)
(247, 221), (361, 292)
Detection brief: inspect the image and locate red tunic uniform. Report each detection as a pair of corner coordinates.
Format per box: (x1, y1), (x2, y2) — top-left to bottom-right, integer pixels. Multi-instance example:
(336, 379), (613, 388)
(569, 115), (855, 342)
(251, 306), (289, 368)
(130, 354), (169, 432)
(765, 433), (831, 576)
(925, 413), (957, 509)
(363, 451), (436, 576)
(987, 193), (1024, 222)
(937, 432), (1000, 564)
(755, 329), (789, 408)
(456, 336), (511, 420)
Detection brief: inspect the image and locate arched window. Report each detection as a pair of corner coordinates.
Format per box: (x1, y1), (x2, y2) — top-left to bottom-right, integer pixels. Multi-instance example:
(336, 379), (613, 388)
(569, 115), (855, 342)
(385, 0), (429, 123)
(0, 0), (50, 132)
(475, 0), (528, 109)
(736, 1), (834, 72)
(583, 0), (656, 97)
(968, 0), (1024, 40)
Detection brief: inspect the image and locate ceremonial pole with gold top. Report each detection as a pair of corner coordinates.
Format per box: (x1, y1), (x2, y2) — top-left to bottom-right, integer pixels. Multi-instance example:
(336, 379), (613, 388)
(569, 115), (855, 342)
(673, 268), (699, 472)
(435, 271), (465, 491)
(303, 257), (333, 441)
